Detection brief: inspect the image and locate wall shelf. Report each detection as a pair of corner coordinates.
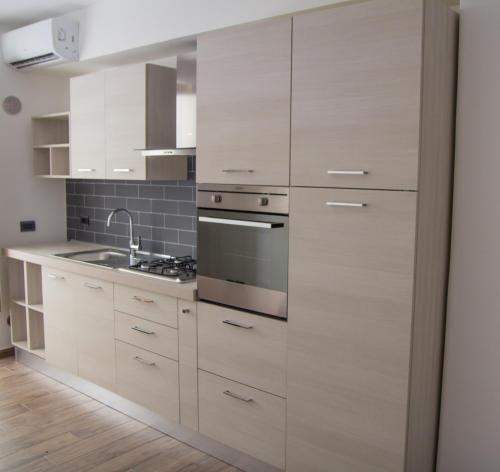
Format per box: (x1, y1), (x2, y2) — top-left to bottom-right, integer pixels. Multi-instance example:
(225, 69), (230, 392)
(32, 112), (70, 178)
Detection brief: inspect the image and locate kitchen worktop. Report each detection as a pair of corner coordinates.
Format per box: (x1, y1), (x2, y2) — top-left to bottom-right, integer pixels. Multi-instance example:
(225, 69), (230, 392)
(3, 241), (197, 301)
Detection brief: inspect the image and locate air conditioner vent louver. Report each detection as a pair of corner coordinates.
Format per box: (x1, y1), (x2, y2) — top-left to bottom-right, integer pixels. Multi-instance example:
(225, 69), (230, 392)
(11, 52), (59, 69)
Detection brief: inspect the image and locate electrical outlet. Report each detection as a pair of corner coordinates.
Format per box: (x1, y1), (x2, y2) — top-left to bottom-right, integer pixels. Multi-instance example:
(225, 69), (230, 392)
(80, 216), (90, 226)
(20, 220), (36, 232)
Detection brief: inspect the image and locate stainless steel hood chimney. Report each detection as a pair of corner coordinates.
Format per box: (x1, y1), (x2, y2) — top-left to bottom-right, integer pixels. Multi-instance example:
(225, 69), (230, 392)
(140, 53), (196, 157)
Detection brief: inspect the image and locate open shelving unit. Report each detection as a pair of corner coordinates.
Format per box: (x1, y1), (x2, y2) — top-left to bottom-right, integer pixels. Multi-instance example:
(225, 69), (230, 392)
(8, 259), (45, 358)
(32, 112), (70, 178)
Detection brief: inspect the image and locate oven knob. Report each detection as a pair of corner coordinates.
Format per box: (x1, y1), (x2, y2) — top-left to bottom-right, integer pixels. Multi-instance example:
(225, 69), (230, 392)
(211, 194), (222, 203)
(258, 197), (269, 207)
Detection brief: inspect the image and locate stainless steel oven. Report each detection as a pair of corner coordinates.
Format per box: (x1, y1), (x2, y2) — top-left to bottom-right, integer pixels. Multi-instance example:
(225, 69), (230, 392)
(197, 184), (289, 319)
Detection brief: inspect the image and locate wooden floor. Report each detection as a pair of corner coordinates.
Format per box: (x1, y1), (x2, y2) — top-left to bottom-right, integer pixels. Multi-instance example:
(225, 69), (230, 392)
(0, 356), (239, 472)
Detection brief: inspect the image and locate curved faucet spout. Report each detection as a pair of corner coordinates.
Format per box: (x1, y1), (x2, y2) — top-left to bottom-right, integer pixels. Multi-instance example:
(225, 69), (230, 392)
(106, 208), (142, 265)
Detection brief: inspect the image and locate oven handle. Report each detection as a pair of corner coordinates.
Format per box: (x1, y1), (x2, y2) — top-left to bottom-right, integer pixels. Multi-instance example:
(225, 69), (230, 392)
(198, 216), (284, 229)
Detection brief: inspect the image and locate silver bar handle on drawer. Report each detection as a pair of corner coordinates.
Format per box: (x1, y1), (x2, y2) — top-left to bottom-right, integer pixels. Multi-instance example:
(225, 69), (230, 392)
(199, 216), (283, 229)
(113, 168), (133, 173)
(77, 168), (95, 172)
(327, 170), (368, 175)
(134, 356), (156, 366)
(133, 295), (155, 304)
(223, 319), (254, 329)
(83, 282), (102, 289)
(326, 202), (367, 208)
(221, 169), (254, 173)
(47, 273), (65, 280)
(131, 326), (155, 335)
(223, 390), (254, 402)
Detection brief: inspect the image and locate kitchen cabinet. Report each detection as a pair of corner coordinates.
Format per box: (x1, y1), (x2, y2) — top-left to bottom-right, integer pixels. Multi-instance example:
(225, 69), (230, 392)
(70, 63), (187, 181)
(197, 17), (292, 186)
(291, 0), (423, 190)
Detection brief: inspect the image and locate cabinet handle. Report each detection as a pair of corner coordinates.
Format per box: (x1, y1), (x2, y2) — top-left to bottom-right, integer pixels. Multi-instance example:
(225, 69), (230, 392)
(326, 202), (367, 208)
(222, 319), (254, 329)
(327, 170), (368, 175)
(47, 273), (65, 280)
(133, 295), (155, 304)
(131, 326), (155, 335)
(113, 168), (133, 173)
(77, 168), (96, 173)
(223, 390), (254, 403)
(134, 356), (156, 366)
(221, 169), (254, 173)
(181, 308), (190, 314)
(83, 282), (102, 289)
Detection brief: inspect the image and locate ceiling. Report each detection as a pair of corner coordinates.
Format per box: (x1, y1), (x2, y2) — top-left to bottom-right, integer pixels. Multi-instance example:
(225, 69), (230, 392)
(0, 0), (97, 26)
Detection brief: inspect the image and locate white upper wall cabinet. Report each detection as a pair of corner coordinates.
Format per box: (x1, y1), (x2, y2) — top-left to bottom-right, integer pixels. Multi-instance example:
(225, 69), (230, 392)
(291, 0), (423, 190)
(196, 17), (292, 186)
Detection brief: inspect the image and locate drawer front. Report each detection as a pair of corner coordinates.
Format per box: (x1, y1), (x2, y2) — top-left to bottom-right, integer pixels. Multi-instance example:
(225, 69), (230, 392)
(115, 341), (179, 422)
(199, 370), (286, 469)
(198, 302), (287, 397)
(115, 311), (178, 360)
(114, 284), (178, 328)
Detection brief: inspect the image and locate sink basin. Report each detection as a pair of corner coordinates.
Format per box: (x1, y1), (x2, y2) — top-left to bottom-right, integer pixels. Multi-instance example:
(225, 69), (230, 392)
(54, 249), (130, 268)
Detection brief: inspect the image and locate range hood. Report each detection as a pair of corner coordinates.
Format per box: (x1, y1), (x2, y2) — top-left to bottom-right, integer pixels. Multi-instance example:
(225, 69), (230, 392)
(140, 53), (196, 157)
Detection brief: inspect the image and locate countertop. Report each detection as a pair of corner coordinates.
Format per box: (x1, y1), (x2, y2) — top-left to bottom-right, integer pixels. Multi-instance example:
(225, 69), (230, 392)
(3, 241), (197, 301)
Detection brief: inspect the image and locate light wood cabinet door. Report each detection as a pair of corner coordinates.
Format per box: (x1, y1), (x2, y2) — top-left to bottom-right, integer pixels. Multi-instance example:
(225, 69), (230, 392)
(291, 0), (423, 190)
(70, 72), (106, 179)
(197, 17), (292, 186)
(287, 187), (417, 472)
(74, 274), (115, 391)
(42, 268), (78, 375)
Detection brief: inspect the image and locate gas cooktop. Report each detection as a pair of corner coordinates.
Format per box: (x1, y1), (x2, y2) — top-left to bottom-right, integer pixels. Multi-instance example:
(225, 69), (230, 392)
(128, 255), (196, 283)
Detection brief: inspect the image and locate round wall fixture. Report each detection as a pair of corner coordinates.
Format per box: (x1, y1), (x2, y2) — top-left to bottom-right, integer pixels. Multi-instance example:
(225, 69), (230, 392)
(2, 96), (22, 115)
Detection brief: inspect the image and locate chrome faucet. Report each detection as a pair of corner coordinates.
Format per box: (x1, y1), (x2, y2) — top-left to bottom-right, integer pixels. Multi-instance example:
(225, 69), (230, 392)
(106, 208), (142, 265)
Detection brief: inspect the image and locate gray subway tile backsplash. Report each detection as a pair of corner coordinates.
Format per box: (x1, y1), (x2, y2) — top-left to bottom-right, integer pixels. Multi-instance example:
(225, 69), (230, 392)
(66, 164), (197, 257)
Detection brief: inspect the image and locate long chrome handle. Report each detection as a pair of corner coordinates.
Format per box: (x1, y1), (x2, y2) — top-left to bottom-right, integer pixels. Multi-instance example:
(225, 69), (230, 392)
(83, 282), (102, 289)
(131, 326), (155, 335)
(113, 168), (133, 173)
(47, 273), (65, 280)
(199, 216), (283, 229)
(133, 295), (155, 304)
(223, 390), (254, 402)
(327, 170), (368, 175)
(326, 202), (367, 208)
(134, 356), (156, 366)
(223, 319), (254, 329)
(222, 169), (254, 173)
(77, 168), (96, 172)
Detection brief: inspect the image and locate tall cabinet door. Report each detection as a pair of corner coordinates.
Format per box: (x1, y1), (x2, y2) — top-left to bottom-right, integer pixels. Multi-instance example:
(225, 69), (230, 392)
(197, 17), (292, 186)
(287, 188), (417, 472)
(70, 72), (106, 179)
(291, 0), (423, 190)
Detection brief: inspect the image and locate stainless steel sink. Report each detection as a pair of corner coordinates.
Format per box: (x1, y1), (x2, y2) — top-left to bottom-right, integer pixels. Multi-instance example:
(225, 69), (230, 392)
(54, 248), (130, 268)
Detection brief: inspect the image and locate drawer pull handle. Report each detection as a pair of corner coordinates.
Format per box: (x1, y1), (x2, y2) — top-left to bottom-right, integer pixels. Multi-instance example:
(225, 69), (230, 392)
(222, 320), (254, 329)
(77, 168), (96, 172)
(181, 308), (190, 314)
(223, 390), (254, 403)
(134, 356), (156, 366)
(327, 170), (368, 175)
(133, 296), (155, 304)
(131, 326), (155, 335)
(47, 273), (65, 280)
(326, 201), (367, 208)
(113, 168), (133, 173)
(83, 282), (102, 289)
(221, 169), (254, 173)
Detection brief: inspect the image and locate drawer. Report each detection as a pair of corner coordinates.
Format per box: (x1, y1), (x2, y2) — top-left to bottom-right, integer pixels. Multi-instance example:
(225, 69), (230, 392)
(115, 341), (179, 422)
(115, 311), (178, 360)
(114, 284), (178, 328)
(199, 370), (286, 469)
(198, 302), (287, 397)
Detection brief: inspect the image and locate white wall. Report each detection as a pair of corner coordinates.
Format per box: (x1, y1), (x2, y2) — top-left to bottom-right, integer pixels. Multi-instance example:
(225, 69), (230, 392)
(437, 1), (500, 471)
(0, 24), (69, 349)
(66, 0), (346, 61)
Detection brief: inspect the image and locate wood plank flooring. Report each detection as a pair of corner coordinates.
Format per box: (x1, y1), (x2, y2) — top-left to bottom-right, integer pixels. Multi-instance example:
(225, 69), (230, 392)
(0, 356), (239, 472)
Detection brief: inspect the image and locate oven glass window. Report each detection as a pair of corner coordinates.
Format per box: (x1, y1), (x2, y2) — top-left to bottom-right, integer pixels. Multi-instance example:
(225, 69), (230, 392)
(197, 209), (288, 293)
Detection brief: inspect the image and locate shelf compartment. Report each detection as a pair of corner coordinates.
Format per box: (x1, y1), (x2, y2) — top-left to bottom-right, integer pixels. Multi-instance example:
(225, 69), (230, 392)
(10, 303), (27, 346)
(32, 113), (69, 147)
(28, 309), (45, 353)
(8, 259), (25, 300)
(26, 263), (43, 306)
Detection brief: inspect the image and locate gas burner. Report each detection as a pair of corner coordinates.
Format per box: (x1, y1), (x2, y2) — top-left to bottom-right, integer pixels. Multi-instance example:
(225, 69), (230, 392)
(128, 255), (196, 283)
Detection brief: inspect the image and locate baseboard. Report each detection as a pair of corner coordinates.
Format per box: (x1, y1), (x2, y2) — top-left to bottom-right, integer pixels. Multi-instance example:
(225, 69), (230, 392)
(15, 348), (282, 472)
(0, 347), (14, 358)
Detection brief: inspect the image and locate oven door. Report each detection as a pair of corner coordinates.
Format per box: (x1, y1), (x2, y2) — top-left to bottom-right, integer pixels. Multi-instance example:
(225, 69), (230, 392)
(197, 209), (288, 318)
